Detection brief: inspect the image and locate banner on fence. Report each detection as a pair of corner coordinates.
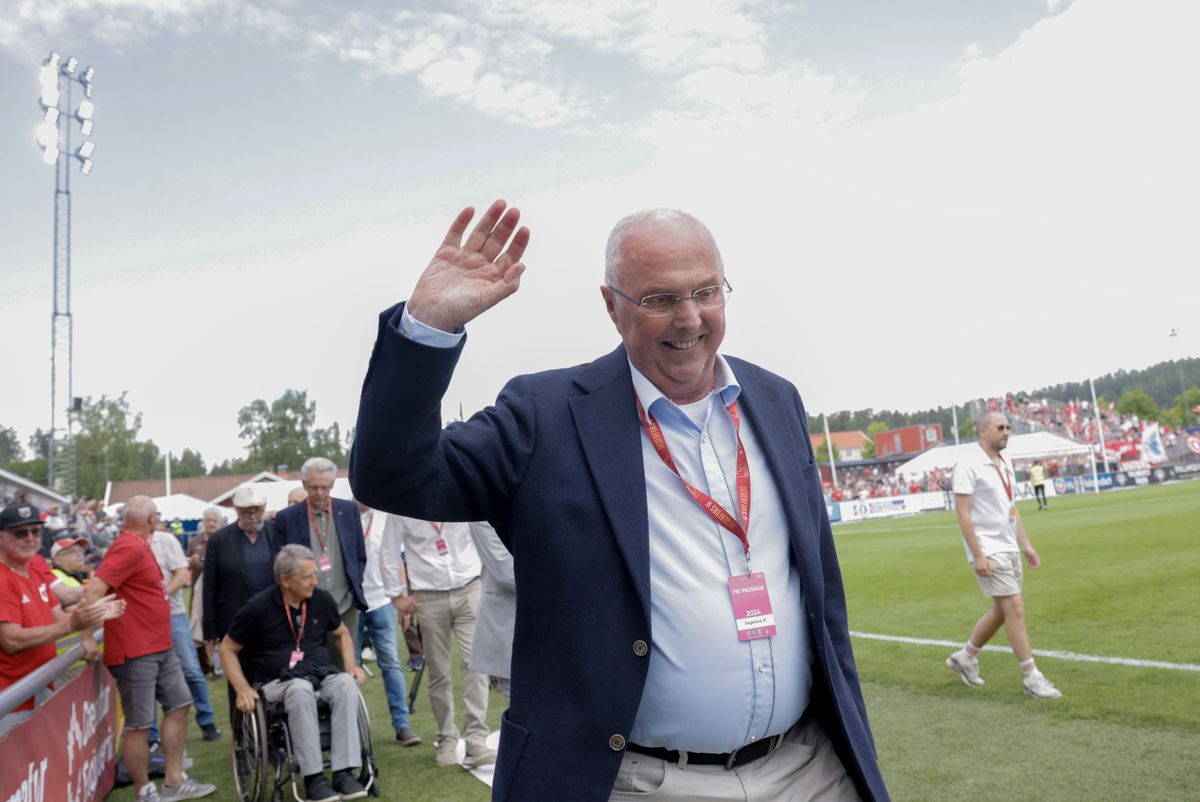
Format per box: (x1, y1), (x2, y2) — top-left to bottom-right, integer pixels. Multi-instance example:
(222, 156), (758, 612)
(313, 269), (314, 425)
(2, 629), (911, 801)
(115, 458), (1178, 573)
(0, 662), (117, 802)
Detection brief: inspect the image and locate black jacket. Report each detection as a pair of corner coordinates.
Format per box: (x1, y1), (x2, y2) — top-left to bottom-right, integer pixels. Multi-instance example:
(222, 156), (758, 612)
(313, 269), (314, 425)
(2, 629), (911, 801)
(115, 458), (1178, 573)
(201, 520), (282, 641)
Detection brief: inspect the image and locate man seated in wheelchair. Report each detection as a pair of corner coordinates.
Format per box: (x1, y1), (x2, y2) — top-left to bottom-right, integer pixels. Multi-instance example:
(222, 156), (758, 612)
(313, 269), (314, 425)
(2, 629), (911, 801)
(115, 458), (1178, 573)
(220, 544), (369, 802)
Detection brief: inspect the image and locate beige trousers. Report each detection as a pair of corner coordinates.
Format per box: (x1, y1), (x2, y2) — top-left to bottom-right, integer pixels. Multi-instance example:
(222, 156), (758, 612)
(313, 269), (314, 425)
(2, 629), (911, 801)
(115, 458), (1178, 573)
(412, 578), (490, 746)
(609, 715), (861, 802)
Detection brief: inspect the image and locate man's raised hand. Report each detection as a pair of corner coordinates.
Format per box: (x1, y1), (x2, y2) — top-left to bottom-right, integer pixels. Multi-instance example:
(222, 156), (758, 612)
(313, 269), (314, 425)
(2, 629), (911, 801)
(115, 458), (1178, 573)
(406, 200), (531, 333)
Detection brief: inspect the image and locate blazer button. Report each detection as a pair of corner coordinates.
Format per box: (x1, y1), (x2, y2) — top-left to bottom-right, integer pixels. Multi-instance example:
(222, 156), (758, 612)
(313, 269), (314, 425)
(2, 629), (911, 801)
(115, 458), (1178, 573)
(632, 639), (649, 657)
(608, 734), (626, 751)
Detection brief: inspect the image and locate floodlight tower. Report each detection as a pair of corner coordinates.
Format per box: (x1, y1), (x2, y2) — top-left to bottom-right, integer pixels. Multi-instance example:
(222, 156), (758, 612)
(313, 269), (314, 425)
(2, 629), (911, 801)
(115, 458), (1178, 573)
(35, 52), (96, 498)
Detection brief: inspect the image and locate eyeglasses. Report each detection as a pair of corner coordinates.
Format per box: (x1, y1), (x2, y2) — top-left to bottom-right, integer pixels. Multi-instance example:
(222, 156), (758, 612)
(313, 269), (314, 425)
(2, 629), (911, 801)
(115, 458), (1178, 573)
(303, 483), (333, 492)
(608, 279), (732, 317)
(4, 526), (42, 540)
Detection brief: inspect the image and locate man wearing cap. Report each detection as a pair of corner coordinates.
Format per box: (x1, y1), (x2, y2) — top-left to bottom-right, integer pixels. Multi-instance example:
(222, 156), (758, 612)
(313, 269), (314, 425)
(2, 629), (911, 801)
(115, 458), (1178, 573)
(274, 458), (367, 671)
(202, 486), (282, 655)
(50, 536), (91, 588)
(80, 495), (216, 801)
(0, 504), (118, 736)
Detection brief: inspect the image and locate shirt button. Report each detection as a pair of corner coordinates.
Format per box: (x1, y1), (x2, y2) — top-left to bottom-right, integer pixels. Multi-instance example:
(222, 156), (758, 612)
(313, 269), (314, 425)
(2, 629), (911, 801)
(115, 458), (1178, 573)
(632, 639), (649, 657)
(757, 663), (767, 673)
(608, 734), (626, 751)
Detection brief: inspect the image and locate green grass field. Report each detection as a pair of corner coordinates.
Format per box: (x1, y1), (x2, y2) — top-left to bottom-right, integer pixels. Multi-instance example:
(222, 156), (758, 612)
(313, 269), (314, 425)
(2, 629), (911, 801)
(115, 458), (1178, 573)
(103, 482), (1199, 801)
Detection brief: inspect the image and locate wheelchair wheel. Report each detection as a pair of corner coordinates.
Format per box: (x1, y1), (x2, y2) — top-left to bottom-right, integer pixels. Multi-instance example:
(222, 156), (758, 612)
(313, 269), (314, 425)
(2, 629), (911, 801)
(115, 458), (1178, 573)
(231, 700), (271, 802)
(355, 692), (378, 796)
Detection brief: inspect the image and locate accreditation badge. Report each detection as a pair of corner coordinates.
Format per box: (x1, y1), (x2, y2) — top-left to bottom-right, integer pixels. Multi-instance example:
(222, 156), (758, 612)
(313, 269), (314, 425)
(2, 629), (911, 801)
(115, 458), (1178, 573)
(727, 572), (777, 642)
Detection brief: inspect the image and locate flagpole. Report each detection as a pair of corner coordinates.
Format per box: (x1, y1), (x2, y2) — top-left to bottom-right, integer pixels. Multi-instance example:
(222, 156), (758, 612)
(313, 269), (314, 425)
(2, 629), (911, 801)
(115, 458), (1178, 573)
(823, 414), (839, 488)
(1088, 377), (1110, 472)
(951, 404), (960, 445)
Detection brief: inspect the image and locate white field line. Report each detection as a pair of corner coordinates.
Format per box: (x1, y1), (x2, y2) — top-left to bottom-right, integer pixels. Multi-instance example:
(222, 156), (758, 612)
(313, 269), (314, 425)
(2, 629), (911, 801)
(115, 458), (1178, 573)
(849, 631), (1200, 672)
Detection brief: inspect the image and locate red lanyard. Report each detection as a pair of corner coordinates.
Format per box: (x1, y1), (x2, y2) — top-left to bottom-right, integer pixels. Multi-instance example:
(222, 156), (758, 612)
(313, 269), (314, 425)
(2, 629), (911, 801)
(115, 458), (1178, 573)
(430, 522), (444, 534)
(990, 459), (1013, 501)
(307, 500), (333, 551)
(283, 591), (307, 652)
(636, 395), (752, 555)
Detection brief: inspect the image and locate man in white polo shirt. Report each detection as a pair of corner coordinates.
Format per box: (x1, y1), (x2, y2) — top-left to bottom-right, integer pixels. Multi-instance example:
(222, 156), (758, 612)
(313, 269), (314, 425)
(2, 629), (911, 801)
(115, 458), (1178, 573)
(946, 411), (1062, 699)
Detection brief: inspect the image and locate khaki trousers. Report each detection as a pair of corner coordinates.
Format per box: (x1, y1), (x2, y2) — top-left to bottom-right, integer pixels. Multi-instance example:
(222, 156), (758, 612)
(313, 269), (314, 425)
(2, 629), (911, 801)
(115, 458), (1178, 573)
(412, 578), (490, 745)
(609, 714), (861, 802)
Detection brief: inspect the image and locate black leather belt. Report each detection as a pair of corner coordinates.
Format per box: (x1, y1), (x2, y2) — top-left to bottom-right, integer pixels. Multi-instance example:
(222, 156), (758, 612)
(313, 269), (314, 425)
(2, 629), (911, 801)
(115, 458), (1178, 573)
(626, 732), (783, 771)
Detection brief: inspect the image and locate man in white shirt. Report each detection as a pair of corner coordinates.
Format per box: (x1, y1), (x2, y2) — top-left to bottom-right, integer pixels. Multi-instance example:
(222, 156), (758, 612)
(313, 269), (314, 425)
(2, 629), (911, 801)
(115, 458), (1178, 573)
(390, 516), (494, 768)
(354, 503), (421, 746)
(946, 412), (1062, 699)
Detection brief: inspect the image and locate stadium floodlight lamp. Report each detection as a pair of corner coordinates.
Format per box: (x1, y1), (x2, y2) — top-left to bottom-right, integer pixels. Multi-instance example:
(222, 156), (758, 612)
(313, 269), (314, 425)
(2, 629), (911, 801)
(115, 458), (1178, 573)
(76, 99), (95, 120)
(36, 121), (57, 148)
(64, 56), (78, 74)
(83, 81), (95, 98)
(41, 145), (58, 165)
(43, 107), (59, 124)
(80, 158), (93, 175)
(77, 141), (95, 159)
(82, 66), (94, 83)
(80, 119), (94, 136)
(45, 52), (61, 68)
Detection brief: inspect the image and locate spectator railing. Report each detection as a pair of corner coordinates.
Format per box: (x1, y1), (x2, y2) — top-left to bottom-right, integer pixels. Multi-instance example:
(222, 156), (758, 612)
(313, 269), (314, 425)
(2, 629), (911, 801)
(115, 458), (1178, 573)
(0, 628), (103, 720)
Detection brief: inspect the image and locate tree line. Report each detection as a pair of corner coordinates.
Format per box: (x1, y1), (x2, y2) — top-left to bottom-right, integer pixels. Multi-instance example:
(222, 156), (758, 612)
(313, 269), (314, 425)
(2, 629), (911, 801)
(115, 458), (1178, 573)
(1, 389), (351, 500)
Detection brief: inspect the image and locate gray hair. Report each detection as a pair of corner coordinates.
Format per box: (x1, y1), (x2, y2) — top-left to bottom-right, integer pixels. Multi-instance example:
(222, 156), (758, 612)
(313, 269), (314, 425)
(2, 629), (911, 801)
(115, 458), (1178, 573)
(202, 506), (224, 520)
(275, 544), (315, 582)
(300, 457), (337, 480)
(604, 209), (723, 287)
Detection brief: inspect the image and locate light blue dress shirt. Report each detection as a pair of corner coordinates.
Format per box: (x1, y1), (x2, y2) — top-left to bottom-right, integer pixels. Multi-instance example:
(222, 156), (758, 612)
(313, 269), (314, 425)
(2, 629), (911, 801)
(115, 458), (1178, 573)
(399, 306), (811, 752)
(625, 357), (810, 753)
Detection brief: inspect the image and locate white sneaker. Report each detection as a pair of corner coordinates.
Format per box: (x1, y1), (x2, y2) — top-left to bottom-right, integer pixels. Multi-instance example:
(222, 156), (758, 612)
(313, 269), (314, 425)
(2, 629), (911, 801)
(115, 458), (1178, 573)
(160, 775), (216, 801)
(136, 783), (161, 802)
(946, 651), (985, 687)
(361, 647), (376, 662)
(1023, 670), (1062, 699)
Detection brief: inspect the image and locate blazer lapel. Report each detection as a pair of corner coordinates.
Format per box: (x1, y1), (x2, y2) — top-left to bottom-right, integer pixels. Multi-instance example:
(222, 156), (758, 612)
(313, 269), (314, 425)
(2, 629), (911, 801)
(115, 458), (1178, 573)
(569, 347), (653, 624)
(731, 361), (826, 617)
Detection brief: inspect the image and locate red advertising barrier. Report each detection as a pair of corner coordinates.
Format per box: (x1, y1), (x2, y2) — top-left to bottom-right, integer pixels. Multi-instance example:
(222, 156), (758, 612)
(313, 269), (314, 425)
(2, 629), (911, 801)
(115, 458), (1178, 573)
(0, 662), (117, 802)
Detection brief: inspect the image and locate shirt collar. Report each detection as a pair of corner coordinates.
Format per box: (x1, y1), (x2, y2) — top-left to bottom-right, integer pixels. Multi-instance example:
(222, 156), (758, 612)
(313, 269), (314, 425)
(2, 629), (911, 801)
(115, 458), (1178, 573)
(627, 354), (742, 419)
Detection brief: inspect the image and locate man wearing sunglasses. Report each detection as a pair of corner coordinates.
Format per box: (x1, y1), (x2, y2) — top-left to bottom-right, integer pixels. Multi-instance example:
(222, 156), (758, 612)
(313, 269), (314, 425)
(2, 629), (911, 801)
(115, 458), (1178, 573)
(351, 201), (888, 802)
(0, 504), (118, 735)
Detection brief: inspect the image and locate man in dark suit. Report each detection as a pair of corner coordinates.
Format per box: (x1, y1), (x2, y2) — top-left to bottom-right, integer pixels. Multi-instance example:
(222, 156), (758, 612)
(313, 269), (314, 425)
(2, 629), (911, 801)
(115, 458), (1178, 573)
(202, 486), (281, 655)
(350, 201), (889, 801)
(273, 458), (367, 670)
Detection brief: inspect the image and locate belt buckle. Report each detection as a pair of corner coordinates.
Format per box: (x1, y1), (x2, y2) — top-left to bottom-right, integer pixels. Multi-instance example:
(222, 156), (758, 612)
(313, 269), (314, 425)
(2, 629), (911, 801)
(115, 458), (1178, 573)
(723, 746), (740, 771)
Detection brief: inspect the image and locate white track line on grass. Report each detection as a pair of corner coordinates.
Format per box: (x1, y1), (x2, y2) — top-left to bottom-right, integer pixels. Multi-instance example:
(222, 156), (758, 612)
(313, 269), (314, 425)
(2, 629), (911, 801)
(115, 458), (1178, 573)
(849, 631), (1200, 672)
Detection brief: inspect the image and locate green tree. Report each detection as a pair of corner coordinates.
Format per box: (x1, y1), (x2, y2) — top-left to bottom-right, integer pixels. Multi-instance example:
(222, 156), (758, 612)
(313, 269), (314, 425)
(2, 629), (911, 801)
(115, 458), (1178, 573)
(0, 426), (24, 465)
(237, 389), (347, 474)
(1116, 388), (1160, 421)
(165, 448), (206, 478)
(73, 394), (163, 499)
(814, 441), (840, 464)
(1165, 386), (1200, 429)
(5, 458), (48, 487)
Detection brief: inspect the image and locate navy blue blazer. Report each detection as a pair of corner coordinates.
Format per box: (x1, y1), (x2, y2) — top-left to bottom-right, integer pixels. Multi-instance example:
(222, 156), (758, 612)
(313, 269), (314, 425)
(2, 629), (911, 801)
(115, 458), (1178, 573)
(274, 498), (368, 612)
(350, 303), (888, 802)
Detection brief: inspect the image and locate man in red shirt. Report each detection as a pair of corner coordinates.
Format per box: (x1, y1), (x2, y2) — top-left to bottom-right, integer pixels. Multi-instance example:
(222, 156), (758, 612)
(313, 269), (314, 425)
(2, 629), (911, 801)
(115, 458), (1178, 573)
(83, 496), (216, 802)
(0, 503), (116, 736)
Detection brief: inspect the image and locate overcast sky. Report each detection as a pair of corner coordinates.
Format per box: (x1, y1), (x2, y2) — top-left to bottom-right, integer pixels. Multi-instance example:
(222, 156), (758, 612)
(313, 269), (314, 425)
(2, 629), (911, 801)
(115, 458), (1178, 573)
(2, 0), (1197, 467)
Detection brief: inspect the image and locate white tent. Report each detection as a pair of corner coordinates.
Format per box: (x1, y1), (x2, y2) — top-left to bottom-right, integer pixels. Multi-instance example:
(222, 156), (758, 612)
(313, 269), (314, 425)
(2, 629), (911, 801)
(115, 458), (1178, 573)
(894, 432), (1098, 493)
(105, 493), (233, 522)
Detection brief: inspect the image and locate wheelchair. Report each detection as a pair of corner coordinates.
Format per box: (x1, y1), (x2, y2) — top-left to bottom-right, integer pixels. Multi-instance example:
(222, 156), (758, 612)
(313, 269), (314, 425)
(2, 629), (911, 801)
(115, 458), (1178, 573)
(231, 682), (379, 802)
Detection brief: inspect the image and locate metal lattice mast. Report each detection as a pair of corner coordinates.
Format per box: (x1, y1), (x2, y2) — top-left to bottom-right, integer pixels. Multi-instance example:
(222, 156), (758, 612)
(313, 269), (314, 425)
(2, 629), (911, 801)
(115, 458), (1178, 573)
(37, 53), (95, 497)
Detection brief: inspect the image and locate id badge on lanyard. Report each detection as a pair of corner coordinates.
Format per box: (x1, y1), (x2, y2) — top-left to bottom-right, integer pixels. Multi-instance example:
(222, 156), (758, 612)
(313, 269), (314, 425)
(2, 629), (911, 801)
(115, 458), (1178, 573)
(728, 572), (777, 641)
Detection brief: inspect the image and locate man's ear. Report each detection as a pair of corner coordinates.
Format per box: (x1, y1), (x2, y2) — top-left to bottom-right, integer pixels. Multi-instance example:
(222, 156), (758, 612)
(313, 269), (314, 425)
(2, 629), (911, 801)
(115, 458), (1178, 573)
(601, 286), (619, 326)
